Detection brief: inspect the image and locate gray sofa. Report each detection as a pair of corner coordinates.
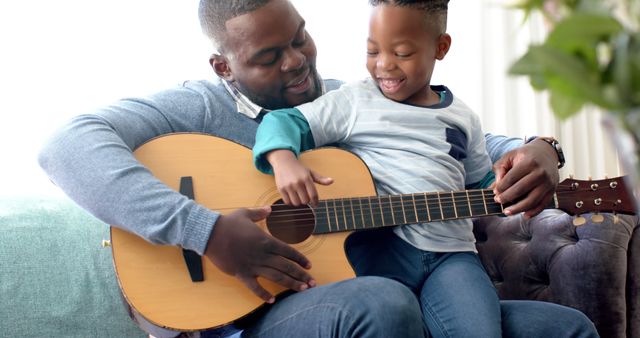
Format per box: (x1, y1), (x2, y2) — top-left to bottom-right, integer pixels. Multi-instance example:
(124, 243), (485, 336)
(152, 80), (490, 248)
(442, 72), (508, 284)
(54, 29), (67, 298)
(474, 211), (639, 338)
(2, 196), (638, 337)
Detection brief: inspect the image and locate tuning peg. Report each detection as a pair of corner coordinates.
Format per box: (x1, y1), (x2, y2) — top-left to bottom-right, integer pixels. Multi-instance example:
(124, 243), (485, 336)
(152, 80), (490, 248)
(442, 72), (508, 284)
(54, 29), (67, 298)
(573, 216), (587, 226)
(569, 174), (574, 179)
(588, 176), (592, 181)
(613, 214), (620, 224)
(604, 174), (609, 179)
(101, 239), (111, 248)
(591, 214), (604, 223)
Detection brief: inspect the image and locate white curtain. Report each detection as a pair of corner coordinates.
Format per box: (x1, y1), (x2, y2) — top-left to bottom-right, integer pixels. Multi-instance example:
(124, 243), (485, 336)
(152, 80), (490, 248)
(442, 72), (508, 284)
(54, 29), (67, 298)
(445, 1), (622, 181)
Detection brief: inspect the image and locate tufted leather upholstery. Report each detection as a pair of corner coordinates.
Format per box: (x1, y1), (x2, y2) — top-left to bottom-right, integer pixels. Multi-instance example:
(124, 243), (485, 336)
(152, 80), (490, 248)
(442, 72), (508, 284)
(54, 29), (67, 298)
(473, 210), (639, 338)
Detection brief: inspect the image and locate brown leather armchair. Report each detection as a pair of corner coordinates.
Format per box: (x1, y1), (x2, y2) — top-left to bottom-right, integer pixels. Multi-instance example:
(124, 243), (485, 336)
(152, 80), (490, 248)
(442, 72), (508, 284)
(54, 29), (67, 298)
(474, 211), (639, 338)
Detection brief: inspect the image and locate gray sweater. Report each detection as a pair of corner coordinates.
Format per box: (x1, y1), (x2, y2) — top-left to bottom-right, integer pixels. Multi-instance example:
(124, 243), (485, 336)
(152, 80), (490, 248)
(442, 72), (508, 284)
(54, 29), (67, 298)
(38, 78), (521, 255)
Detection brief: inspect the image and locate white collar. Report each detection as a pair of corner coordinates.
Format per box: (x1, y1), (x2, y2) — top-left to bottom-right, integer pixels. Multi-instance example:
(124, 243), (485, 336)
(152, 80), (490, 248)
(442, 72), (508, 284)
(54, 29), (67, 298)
(222, 76), (326, 119)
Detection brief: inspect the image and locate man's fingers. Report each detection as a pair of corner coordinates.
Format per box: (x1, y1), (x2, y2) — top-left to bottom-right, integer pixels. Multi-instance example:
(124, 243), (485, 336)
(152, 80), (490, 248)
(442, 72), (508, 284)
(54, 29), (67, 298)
(238, 276), (275, 304)
(496, 172), (541, 212)
(257, 265), (314, 291)
(494, 164), (528, 195)
(502, 191), (542, 216)
(267, 239), (312, 271)
(245, 206), (272, 222)
(492, 159), (510, 182)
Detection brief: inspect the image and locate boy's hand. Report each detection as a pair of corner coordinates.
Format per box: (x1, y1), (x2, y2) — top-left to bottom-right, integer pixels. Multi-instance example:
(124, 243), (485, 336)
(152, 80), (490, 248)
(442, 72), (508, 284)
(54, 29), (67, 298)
(267, 149), (333, 207)
(492, 139), (559, 218)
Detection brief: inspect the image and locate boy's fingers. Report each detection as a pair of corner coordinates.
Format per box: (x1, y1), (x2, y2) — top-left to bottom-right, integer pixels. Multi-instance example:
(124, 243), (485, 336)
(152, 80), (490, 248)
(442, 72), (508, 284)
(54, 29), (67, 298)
(311, 171), (333, 186)
(305, 180), (319, 207)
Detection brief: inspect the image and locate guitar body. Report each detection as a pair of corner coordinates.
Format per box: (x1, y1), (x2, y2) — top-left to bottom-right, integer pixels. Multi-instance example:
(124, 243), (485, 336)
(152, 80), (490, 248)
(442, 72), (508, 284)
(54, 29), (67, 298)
(110, 133), (377, 331)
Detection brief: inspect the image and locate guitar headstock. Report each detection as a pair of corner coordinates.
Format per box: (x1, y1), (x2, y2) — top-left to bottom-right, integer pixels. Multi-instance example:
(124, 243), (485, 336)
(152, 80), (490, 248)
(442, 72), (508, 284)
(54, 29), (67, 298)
(556, 176), (637, 216)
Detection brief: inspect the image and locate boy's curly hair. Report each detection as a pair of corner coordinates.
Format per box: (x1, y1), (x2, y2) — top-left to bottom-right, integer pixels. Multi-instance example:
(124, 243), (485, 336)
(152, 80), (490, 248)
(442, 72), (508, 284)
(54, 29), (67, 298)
(369, 0), (450, 34)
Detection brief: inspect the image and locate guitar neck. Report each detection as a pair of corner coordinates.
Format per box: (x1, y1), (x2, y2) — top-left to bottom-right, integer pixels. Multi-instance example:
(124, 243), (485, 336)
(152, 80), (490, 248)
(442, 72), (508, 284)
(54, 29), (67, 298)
(313, 189), (510, 233)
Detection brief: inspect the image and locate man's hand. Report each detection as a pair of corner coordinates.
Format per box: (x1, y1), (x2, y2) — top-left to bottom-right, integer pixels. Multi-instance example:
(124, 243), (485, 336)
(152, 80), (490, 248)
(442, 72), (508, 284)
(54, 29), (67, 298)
(204, 207), (315, 303)
(492, 139), (560, 218)
(267, 149), (333, 207)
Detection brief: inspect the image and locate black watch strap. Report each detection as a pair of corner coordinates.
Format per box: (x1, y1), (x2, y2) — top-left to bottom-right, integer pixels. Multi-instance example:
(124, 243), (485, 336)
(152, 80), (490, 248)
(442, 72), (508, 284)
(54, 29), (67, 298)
(526, 136), (566, 169)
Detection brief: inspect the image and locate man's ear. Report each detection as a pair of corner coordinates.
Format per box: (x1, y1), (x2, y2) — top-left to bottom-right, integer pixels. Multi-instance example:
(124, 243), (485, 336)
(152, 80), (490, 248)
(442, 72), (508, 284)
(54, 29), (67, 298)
(210, 54), (234, 81)
(435, 33), (452, 60)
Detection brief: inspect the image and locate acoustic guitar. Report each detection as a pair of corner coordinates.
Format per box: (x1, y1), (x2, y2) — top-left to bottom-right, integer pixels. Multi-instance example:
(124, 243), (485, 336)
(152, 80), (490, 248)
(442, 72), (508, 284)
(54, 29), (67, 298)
(110, 133), (636, 331)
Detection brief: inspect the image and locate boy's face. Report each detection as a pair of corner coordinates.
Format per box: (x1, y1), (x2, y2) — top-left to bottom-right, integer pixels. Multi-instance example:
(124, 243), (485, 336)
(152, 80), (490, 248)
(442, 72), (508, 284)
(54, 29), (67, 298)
(210, 0), (321, 110)
(367, 5), (450, 106)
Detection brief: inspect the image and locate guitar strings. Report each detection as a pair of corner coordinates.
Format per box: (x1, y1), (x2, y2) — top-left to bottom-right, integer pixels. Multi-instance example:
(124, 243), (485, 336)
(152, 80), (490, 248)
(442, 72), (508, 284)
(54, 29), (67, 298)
(205, 186), (624, 221)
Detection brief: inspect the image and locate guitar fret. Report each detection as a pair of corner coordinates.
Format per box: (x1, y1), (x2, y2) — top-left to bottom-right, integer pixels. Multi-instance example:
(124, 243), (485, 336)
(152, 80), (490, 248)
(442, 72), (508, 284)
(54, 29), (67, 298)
(400, 195), (407, 224)
(427, 193), (441, 221)
(454, 191), (471, 218)
(389, 195), (396, 225)
(368, 196), (376, 227)
(394, 195), (406, 224)
(468, 190), (488, 217)
(440, 192), (456, 220)
(451, 191), (458, 218)
(437, 192), (444, 220)
(484, 190), (503, 214)
(412, 194), (419, 223)
(401, 194), (416, 223)
(324, 200), (332, 232)
(312, 203), (324, 233)
(340, 198), (348, 230)
(424, 193), (431, 221)
(379, 195), (393, 226)
(371, 196), (384, 228)
(481, 189), (488, 215)
(466, 190), (472, 216)
(378, 196), (386, 226)
(349, 198), (356, 230)
(332, 199), (340, 231)
(358, 197), (366, 229)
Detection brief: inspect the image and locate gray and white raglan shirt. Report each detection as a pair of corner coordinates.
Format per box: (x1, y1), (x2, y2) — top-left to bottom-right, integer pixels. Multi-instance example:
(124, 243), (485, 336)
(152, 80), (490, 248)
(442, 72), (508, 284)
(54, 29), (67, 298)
(254, 78), (494, 252)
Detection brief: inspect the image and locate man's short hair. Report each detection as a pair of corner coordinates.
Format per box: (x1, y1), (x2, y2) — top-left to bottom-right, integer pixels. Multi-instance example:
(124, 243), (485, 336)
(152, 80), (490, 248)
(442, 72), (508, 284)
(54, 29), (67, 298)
(369, 0), (449, 34)
(198, 0), (272, 51)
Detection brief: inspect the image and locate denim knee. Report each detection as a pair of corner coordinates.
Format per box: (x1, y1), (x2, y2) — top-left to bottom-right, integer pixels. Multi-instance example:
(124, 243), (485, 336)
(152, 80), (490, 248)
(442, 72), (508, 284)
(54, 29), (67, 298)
(348, 276), (425, 337)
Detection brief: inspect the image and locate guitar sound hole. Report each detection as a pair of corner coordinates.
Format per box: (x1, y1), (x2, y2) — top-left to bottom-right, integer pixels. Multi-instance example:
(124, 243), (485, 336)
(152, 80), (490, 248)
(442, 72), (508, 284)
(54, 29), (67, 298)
(266, 199), (315, 244)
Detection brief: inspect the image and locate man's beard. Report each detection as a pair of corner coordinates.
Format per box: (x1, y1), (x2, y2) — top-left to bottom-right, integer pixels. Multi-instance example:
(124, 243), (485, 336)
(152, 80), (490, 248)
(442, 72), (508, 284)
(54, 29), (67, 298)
(238, 66), (322, 110)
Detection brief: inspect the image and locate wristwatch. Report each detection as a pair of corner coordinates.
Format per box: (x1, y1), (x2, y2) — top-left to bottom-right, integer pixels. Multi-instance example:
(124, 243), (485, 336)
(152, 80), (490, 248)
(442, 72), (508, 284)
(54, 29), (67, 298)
(525, 136), (566, 169)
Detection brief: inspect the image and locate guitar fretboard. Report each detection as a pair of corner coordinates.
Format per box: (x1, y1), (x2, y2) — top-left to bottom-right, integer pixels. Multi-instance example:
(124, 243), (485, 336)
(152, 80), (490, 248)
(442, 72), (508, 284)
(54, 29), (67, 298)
(313, 189), (505, 233)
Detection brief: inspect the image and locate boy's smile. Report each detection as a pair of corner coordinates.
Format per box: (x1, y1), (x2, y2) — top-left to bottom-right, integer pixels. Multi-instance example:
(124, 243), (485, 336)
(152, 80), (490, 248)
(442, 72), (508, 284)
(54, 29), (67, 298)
(366, 4), (450, 106)
(376, 77), (406, 96)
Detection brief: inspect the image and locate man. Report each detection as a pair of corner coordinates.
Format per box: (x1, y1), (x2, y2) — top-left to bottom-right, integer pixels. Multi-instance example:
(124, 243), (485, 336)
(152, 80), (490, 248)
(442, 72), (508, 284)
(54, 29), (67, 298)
(39, 0), (595, 337)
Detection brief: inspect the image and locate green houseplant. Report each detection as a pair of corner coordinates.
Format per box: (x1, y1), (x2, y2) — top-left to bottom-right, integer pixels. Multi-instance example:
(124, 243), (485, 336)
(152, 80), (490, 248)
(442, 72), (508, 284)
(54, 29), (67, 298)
(508, 0), (640, 211)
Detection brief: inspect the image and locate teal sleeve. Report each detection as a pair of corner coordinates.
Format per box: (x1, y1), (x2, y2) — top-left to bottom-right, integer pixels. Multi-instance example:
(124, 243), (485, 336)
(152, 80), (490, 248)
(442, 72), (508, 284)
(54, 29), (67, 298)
(253, 108), (316, 175)
(465, 171), (496, 189)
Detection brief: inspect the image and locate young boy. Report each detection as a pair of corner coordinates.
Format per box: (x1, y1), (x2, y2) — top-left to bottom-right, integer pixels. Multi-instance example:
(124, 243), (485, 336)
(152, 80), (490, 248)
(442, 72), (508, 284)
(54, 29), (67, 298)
(253, 0), (501, 336)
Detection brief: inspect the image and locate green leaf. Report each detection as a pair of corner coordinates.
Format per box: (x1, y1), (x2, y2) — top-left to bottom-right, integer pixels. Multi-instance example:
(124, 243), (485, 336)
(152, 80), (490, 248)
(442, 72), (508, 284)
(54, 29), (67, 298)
(528, 45), (603, 100)
(546, 13), (623, 66)
(549, 91), (584, 119)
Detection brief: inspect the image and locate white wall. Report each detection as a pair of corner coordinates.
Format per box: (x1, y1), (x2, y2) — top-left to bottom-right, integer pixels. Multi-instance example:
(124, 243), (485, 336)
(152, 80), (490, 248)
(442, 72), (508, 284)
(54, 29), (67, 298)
(0, 0), (618, 196)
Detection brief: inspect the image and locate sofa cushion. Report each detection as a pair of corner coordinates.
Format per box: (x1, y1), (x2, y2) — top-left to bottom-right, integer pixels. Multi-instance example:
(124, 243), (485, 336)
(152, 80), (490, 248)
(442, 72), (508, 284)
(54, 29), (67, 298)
(474, 210), (639, 338)
(0, 196), (145, 337)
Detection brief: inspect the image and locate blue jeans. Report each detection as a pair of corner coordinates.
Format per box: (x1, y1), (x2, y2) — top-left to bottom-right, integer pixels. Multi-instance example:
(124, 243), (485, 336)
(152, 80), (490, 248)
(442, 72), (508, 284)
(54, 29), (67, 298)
(134, 275), (424, 338)
(241, 276), (425, 337)
(344, 227), (599, 338)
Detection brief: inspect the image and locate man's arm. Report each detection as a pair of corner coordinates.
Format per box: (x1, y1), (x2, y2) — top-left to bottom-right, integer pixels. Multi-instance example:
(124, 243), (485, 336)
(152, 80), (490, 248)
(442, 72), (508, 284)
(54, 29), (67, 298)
(39, 81), (315, 301)
(484, 133), (561, 218)
(38, 85), (219, 254)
